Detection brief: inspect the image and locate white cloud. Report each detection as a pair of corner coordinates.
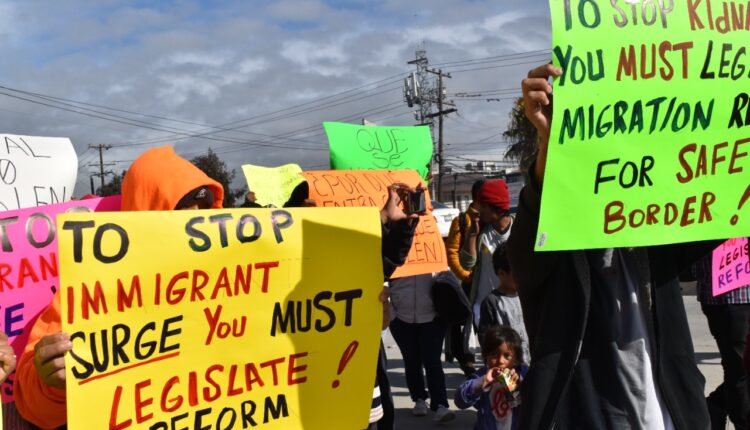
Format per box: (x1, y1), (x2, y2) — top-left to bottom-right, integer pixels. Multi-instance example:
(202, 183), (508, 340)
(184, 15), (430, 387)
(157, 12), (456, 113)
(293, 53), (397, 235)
(0, 0), (552, 197)
(266, 0), (332, 21)
(281, 40), (349, 76)
(167, 51), (232, 67)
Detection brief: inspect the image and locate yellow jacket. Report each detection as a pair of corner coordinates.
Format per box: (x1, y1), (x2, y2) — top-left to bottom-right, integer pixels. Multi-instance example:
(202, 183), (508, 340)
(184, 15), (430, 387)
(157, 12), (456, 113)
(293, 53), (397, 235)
(446, 205), (478, 282)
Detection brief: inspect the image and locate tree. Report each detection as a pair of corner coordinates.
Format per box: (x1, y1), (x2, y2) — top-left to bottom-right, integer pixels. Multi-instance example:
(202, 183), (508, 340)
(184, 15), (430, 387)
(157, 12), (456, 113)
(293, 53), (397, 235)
(97, 171), (126, 197)
(503, 97), (538, 170)
(190, 148), (244, 207)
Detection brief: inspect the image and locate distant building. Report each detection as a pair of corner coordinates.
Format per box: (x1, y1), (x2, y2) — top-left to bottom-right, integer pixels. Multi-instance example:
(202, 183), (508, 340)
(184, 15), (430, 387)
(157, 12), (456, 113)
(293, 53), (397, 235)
(436, 160), (526, 213)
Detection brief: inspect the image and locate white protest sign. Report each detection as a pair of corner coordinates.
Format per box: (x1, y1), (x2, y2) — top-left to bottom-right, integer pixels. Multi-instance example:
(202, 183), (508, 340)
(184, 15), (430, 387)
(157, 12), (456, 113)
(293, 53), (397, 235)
(0, 135), (78, 210)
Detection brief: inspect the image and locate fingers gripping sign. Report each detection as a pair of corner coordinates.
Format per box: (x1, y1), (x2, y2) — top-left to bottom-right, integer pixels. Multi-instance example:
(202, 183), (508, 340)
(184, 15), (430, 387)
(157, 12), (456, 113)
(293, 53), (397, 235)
(521, 64), (563, 184)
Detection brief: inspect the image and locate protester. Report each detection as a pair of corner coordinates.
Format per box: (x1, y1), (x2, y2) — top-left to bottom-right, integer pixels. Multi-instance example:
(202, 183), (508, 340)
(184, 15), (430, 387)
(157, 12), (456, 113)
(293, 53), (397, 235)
(694, 243), (750, 430)
(367, 183), (421, 430)
(460, 179), (513, 326)
(455, 325), (528, 430)
(445, 179), (485, 374)
(389, 272), (456, 423)
(508, 63), (715, 429)
(240, 190), (262, 208)
(479, 243), (529, 364)
(13, 145), (415, 430)
(13, 146), (224, 429)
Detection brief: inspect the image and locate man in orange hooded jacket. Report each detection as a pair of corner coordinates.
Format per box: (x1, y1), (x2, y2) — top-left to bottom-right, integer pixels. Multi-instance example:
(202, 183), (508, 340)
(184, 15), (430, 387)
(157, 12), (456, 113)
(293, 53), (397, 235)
(13, 146), (224, 429)
(14, 145), (416, 429)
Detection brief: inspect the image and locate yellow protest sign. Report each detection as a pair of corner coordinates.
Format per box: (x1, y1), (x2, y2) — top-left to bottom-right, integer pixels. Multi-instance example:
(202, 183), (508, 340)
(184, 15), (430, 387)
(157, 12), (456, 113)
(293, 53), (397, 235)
(242, 164), (305, 208)
(58, 208), (383, 429)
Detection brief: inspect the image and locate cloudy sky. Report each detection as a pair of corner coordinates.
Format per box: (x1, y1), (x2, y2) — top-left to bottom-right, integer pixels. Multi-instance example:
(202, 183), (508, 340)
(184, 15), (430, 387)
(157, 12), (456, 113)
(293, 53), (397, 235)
(0, 0), (551, 197)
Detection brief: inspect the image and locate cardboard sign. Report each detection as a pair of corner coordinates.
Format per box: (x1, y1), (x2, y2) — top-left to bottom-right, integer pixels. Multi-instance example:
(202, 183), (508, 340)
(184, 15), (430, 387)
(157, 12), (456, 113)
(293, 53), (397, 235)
(537, 0), (750, 251)
(302, 169), (448, 278)
(713, 237), (750, 297)
(0, 135), (78, 211)
(0, 196), (120, 403)
(241, 164), (305, 208)
(59, 208), (383, 429)
(324, 122), (434, 181)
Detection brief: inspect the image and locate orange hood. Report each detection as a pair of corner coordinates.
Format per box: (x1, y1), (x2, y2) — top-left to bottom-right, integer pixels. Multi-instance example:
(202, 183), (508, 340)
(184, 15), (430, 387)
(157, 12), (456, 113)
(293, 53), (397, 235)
(121, 146), (224, 211)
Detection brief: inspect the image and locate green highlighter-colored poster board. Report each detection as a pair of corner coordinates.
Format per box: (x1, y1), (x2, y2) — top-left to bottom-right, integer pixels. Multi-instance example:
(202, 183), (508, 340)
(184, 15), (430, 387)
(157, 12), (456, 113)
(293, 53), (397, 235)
(538, 0), (750, 251)
(324, 122), (434, 181)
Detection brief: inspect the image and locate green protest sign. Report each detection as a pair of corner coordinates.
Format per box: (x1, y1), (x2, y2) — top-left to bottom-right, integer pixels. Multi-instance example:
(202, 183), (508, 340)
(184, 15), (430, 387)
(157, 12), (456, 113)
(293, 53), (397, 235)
(537, 0), (750, 251)
(324, 122), (434, 181)
(242, 163), (304, 208)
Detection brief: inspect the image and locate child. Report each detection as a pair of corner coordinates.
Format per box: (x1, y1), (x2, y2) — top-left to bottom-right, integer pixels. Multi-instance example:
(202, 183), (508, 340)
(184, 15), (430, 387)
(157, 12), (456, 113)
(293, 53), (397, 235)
(455, 326), (528, 430)
(478, 242), (529, 363)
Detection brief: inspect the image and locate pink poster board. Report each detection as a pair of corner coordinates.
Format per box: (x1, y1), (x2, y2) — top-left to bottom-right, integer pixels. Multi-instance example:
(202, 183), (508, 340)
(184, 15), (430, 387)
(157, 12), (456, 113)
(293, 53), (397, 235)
(0, 196), (120, 402)
(712, 237), (750, 297)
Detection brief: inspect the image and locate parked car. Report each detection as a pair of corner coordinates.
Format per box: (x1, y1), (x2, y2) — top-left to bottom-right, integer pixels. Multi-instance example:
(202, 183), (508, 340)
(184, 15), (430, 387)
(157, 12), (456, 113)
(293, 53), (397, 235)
(431, 200), (460, 238)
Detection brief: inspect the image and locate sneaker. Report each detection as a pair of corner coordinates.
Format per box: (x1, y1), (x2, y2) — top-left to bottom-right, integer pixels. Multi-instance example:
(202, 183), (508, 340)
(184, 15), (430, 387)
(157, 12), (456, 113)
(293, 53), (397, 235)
(412, 399), (428, 416)
(434, 405), (456, 423)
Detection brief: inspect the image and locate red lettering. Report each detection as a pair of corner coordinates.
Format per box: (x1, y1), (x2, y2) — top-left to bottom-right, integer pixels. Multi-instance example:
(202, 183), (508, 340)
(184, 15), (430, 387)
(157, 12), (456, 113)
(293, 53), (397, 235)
(117, 276), (142, 312)
(260, 357), (285, 385)
(203, 365), (223, 402)
(255, 261), (279, 293)
(604, 201), (626, 234)
(288, 352), (308, 385)
(190, 270), (209, 302)
(135, 379), (153, 424)
(81, 281), (108, 320)
(680, 196), (698, 226)
(227, 365), (243, 396)
(109, 385), (132, 430)
(160, 376), (183, 413)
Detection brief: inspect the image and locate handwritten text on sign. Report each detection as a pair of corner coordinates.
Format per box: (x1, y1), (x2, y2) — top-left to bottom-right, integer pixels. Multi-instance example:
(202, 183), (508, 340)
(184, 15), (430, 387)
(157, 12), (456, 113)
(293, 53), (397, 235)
(713, 237), (750, 297)
(59, 208), (383, 430)
(0, 135), (78, 211)
(324, 122), (434, 181)
(0, 196), (120, 403)
(538, 0), (750, 250)
(302, 170), (448, 278)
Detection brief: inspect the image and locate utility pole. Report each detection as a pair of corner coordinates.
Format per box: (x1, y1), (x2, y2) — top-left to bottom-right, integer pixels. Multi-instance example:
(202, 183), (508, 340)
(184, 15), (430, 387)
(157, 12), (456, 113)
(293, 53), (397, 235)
(404, 45), (456, 201)
(429, 69), (456, 201)
(88, 144), (114, 194)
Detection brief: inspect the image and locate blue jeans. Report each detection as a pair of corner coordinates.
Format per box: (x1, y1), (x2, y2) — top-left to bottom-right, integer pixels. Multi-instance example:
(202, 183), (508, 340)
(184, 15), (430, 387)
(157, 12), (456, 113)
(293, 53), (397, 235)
(390, 318), (448, 410)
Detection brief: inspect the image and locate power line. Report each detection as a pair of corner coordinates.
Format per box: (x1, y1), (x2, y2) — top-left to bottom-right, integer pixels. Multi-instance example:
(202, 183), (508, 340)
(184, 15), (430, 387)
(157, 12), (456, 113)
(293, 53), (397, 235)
(446, 57), (551, 74)
(431, 49), (552, 68)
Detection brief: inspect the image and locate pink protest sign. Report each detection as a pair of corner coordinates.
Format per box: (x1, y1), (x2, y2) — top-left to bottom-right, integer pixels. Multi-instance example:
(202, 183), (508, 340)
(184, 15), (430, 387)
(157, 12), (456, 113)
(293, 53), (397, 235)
(712, 238), (750, 297)
(0, 196), (120, 402)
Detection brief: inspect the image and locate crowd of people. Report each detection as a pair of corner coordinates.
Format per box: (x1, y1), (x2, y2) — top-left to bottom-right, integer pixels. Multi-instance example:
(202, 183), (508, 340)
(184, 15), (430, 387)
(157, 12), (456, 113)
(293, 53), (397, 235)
(0, 63), (746, 430)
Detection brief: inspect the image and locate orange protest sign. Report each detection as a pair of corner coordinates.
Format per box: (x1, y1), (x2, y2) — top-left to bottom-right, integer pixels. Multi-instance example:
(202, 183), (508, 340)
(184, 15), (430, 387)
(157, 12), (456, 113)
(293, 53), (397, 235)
(302, 170), (448, 278)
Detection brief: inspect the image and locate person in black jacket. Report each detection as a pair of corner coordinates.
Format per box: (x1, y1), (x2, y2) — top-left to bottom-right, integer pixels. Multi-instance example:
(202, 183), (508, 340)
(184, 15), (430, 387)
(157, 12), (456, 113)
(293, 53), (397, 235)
(509, 63), (715, 430)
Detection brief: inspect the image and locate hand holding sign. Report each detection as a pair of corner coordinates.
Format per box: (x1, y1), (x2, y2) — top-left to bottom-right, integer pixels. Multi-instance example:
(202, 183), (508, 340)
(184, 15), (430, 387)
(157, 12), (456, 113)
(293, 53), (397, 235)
(33, 332), (70, 390)
(0, 332), (16, 384)
(521, 64), (562, 185)
(380, 183), (420, 224)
